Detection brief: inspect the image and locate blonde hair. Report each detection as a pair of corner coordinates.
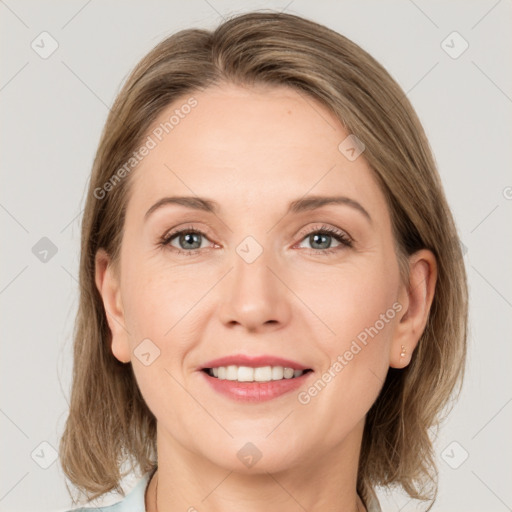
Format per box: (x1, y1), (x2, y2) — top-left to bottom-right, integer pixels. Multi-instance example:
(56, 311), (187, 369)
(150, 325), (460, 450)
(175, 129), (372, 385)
(59, 11), (468, 508)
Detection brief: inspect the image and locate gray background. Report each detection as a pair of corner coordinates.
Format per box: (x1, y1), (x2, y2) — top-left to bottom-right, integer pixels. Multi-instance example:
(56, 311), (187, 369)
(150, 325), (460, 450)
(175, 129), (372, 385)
(1, 0), (511, 511)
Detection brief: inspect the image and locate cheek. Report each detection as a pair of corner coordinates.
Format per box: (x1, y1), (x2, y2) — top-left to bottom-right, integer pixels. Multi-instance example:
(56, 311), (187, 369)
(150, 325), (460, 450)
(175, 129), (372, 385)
(124, 269), (200, 424)
(295, 279), (397, 436)
(297, 257), (398, 402)
(122, 257), (205, 340)
(300, 257), (399, 344)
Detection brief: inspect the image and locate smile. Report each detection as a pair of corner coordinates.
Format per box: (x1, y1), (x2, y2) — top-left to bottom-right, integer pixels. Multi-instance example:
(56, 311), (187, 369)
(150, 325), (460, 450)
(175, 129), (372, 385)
(199, 367), (314, 402)
(203, 365), (312, 382)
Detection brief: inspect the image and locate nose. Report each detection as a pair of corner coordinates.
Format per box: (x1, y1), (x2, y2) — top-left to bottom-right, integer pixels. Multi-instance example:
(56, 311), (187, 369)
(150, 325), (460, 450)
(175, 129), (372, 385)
(217, 244), (292, 333)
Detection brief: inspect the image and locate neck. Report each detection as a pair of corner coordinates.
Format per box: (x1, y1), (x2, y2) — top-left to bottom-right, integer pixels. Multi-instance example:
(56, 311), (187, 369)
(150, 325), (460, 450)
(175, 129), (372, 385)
(145, 421), (366, 512)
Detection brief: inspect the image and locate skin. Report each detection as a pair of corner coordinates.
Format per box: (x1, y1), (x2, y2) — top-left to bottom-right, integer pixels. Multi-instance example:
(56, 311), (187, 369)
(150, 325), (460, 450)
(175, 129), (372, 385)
(95, 83), (437, 512)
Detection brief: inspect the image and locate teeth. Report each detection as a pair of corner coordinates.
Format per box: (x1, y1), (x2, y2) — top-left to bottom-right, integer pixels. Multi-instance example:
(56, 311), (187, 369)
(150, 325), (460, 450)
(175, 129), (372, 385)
(207, 365), (307, 382)
(226, 365), (238, 380)
(271, 366), (283, 380)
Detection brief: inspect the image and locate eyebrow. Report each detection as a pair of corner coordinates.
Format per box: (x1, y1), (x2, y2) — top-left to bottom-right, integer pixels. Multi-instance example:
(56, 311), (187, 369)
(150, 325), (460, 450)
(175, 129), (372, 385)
(144, 195), (372, 224)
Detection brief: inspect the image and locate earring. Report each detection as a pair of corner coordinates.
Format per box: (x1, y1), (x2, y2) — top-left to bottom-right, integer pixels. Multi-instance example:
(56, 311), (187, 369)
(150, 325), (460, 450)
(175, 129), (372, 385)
(400, 345), (406, 358)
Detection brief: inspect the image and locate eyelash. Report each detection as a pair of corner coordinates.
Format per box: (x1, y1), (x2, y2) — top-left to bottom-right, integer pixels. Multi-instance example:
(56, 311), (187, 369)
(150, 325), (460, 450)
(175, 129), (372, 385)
(159, 224), (353, 257)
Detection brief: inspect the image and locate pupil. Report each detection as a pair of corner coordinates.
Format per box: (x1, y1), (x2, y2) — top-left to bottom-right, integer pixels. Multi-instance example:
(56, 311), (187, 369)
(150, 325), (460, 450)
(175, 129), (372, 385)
(181, 233), (200, 249)
(311, 233), (330, 249)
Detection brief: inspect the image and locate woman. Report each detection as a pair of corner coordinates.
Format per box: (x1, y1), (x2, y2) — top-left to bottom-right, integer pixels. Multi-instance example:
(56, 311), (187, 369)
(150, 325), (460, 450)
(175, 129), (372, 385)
(60, 11), (468, 512)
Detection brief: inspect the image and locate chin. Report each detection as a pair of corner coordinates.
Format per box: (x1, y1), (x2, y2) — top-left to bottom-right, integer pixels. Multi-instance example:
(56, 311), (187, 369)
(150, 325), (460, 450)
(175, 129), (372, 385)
(198, 435), (310, 475)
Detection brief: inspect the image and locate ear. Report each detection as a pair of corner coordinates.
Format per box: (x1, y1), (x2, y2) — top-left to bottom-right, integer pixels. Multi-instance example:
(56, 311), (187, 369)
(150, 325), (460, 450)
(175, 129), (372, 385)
(389, 249), (437, 369)
(94, 248), (131, 363)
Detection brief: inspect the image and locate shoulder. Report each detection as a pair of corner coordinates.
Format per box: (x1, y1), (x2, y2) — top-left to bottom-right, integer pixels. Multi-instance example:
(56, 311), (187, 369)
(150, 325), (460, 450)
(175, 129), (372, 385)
(365, 493), (382, 512)
(63, 470), (153, 512)
(66, 502), (124, 512)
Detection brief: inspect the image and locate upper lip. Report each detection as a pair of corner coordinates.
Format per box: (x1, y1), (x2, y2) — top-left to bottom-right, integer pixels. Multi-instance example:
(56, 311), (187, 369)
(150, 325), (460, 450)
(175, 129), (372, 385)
(200, 354), (312, 371)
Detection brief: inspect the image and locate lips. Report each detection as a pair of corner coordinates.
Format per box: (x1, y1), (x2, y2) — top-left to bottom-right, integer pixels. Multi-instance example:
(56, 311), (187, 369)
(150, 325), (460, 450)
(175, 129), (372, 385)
(198, 354), (314, 402)
(200, 354), (311, 371)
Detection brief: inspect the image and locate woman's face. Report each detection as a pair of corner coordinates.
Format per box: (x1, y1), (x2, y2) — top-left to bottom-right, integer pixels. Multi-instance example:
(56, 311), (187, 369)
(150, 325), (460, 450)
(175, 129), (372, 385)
(98, 83), (413, 473)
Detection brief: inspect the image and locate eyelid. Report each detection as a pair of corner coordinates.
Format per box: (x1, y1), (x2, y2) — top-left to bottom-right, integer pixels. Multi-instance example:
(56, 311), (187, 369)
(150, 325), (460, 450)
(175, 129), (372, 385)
(161, 222), (216, 241)
(295, 223), (353, 244)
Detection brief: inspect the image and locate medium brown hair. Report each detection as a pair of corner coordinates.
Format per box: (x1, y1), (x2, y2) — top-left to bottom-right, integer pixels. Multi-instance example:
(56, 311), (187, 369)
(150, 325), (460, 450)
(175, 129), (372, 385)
(59, 10), (468, 508)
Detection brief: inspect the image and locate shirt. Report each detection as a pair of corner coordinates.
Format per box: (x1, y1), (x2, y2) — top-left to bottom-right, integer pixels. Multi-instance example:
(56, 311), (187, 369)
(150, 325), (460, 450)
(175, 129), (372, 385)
(65, 471), (153, 512)
(66, 470), (382, 512)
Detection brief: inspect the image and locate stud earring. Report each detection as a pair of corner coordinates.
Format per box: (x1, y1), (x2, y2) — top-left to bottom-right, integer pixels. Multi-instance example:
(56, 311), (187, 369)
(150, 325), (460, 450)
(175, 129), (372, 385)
(400, 345), (406, 358)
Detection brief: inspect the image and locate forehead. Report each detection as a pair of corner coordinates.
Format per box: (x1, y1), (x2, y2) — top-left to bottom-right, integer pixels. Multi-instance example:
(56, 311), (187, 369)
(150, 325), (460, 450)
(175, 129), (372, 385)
(126, 83), (386, 222)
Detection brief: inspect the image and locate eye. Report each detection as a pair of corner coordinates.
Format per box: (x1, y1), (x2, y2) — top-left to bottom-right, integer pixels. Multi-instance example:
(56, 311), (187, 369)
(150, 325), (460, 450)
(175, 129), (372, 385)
(159, 226), (213, 256)
(159, 224), (353, 257)
(296, 224), (353, 255)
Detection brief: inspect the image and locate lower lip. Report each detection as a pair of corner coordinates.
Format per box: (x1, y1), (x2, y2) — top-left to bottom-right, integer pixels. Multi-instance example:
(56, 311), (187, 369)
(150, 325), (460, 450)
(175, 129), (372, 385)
(199, 370), (313, 402)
